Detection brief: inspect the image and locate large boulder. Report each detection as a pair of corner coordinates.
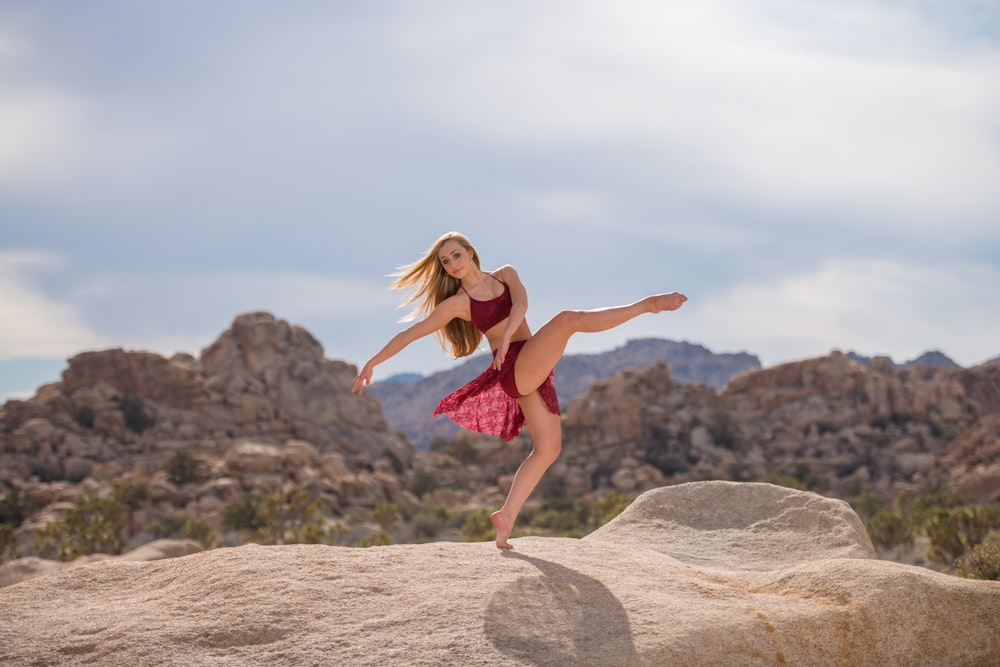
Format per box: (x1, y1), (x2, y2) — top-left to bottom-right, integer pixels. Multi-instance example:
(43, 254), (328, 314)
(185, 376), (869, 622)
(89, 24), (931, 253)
(1, 482), (997, 666)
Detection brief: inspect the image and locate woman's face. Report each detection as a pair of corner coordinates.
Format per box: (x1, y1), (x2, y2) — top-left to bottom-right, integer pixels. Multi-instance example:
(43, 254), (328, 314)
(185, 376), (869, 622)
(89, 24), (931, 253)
(438, 239), (474, 278)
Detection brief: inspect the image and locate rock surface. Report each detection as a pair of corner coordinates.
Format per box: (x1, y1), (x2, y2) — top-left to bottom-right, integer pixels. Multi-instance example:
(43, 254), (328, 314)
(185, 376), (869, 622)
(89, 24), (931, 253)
(0, 539), (202, 588)
(2, 482), (997, 667)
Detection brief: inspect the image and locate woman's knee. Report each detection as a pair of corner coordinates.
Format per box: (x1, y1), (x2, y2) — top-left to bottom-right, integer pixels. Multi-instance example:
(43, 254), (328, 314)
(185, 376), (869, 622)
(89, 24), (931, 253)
(532, 435), (562, 465)
(552, 309), (584, 332)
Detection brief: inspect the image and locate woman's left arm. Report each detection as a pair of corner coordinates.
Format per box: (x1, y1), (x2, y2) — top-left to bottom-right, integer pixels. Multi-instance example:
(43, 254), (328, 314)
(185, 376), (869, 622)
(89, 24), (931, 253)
(494, 264), (529, 369)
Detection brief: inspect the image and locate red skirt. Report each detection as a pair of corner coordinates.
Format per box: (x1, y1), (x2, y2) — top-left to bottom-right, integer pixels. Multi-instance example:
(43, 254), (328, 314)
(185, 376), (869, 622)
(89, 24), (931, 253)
(433, 339), (560, 441)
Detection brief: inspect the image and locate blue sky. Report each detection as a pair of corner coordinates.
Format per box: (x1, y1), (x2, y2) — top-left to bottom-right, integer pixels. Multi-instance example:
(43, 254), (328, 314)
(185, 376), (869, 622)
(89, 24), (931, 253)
(2, 0), (999, 400)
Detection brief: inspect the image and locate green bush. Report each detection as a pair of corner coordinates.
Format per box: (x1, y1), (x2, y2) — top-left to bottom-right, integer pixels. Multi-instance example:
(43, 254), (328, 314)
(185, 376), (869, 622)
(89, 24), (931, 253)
(460, 508), (495, 543)
(372, 502), (398, 531)
(707, 401), (745, 451)
(411, 504), (450, 541)
(587, 492), (631, 528)
(0, 524), (17, 563)
(223, 493), (266, 534)
(0, 486), (35, 527)
(180, 516), (217, 548)
(151, 512), (217, 548)
(223, 489), (325, 545)
(952, 532), (1000, 580)
(74, 405), (96, 429)
(164, 449), (202, 485)
(867, 510), (913, 552)
(408, 468), (440, 499)
(924, 504), (1000, 565)
(383, 447), (407, 475)
(33, 493), (129, 561)
(358, 530), (391, 548)
(121, 394), (154, 433)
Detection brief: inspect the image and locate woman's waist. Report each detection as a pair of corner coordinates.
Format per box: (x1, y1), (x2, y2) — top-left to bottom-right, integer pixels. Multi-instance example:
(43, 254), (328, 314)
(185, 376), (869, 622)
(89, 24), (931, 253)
(488, 336), (531, 355)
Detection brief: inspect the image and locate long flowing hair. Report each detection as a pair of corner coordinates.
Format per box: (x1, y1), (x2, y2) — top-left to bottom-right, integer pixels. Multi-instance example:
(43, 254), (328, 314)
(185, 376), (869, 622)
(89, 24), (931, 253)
(391, 231), (483, 358)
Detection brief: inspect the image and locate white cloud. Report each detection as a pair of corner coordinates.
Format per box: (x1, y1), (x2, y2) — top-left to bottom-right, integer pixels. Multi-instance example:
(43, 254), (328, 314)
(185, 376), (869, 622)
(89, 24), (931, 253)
(395, 1), (1000, 233)
(0, 27), (181, 204)
(0, 250), (110, 359)
(651, 257), (1000, 367)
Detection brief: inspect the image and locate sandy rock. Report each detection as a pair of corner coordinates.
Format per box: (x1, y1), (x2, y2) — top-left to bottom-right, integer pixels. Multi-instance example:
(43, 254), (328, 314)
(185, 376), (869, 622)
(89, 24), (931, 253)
(0, 539), (201, 589)
(115, 539), (203, 562)
(224, 441), (284, 474)
(1, 482), (997, 667)
(282, 439), (319, 467)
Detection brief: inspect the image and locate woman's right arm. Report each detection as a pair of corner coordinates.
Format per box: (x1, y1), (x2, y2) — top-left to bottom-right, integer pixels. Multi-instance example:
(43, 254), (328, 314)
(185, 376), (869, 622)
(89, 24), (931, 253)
(351, 297), (465, 394)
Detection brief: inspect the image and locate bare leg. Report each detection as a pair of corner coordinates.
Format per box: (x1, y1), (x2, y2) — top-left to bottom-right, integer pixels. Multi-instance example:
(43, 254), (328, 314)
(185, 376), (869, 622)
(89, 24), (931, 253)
(513, 292), (686, 395)
(491, 391), (562, 549)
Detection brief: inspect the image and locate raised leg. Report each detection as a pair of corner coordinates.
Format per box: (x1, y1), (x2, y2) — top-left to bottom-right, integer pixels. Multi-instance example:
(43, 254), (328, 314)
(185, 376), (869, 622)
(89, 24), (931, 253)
(512, 292), (686, 395)
(490, 391), (562, 549)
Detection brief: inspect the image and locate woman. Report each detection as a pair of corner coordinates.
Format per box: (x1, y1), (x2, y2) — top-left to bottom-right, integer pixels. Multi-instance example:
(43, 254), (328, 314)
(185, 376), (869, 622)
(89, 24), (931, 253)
(352, 232), (687, 549)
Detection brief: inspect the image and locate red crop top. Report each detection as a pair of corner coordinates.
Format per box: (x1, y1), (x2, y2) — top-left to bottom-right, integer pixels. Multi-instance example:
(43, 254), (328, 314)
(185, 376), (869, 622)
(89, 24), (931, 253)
(464, 275), (512, 333)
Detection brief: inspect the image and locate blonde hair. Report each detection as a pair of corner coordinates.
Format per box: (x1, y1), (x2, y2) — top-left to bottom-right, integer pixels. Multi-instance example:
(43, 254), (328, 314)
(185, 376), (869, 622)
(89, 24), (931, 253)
(391, 231), (483, 358)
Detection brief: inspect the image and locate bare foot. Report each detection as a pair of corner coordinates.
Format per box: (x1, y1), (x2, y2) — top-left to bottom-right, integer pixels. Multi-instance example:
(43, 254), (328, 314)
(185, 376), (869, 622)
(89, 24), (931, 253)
(490, 511), (514, 550)
(649, 292), (687, 313)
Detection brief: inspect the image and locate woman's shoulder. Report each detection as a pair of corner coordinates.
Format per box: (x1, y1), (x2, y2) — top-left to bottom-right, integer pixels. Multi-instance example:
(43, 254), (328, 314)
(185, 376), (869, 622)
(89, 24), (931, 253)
(492, 264), (519, 281)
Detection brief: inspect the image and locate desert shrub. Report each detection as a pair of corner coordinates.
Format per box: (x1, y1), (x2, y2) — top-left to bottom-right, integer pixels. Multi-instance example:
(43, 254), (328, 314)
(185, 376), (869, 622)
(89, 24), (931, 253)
(791, 463), (825, 490)
(707, 401), (745, 451)
(816, 420), (838, 435)
(408, 468), (440, 498)
(587, 492), (631, 528)
(180, 516), (217, 548)
(867, 510), (913, 552)
(121, 393), (154, 433)
(383, 447), (407, 475)
(151, 512), (217, 548)
(223, 493), (266, 534)
(460, 508), (494, 543)
(0, 486), (35, 527)
(411, 504), (450, 541)
(224, 489), (325, 545)
(358, 530), (391, 548)
(113, 480), (148, 512)
(952, 532), (1000, 581)
(445, 436), (478, 465)
(164, 449), (202, 485)
(529, 497), (587, 535)
(723, 458), (753, 483)
(539, 472), (567, 499)
(761, 473), (805, 490)
(0, 524), (17, 563)
(372, 502), (399, 531)
(645, 450), (688, 477)
(33, 493), (129, 561)
(74, 405), (96, 429)
(924, 504), (1000, 565)
(151, 512), (189, 538)
(851, 491), (884, 521)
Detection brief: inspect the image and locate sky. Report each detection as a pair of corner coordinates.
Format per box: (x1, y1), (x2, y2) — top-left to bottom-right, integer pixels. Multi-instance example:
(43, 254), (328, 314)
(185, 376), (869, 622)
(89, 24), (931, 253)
(2, 0), (999, 400)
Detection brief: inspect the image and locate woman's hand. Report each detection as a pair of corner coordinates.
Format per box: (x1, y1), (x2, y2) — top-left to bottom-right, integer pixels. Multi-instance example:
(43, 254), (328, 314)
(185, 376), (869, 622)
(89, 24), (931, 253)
(493, 338), (511, 371)
(352, 362), (374, 395)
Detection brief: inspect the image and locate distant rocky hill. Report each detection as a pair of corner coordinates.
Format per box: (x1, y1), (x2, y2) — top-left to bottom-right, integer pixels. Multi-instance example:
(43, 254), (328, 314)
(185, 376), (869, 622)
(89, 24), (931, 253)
(551, 352), (1000, 505)
(369, 338), (761, 447)
(847, 349), (960, 369)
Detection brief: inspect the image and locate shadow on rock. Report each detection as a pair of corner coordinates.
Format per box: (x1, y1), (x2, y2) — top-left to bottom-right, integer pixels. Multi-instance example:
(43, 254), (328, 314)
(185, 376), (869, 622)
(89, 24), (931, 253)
(485, 551), (639, 666)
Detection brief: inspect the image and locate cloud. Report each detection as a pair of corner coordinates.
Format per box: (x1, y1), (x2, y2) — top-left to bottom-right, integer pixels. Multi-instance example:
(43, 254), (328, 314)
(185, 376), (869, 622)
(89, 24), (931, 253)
(54, 268), (402, 358)
(392, 1), (1000, 233)
(652, 256), (1000, 367)
(0, 250), (110, 359)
